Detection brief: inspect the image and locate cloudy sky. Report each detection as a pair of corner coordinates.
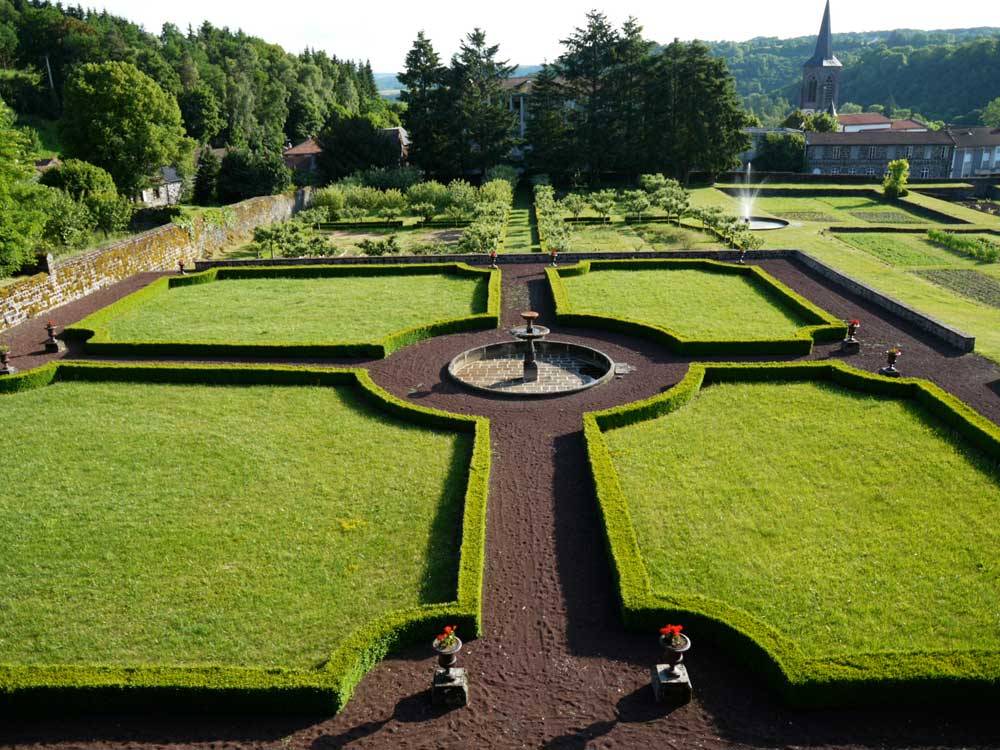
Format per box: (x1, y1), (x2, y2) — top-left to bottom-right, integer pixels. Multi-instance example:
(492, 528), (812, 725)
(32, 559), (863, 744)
(87, 0), (996, 72)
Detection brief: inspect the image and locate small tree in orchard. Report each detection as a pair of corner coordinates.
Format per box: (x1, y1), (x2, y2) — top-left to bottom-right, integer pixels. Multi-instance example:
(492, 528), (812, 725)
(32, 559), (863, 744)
(883, 159), (910, 199)
(655, 181), (690, 225)
(639, 173), (668, 194)
(622, 190), (651, 221)
(559, 193), (588, 219)
(590, 189), (618, 221)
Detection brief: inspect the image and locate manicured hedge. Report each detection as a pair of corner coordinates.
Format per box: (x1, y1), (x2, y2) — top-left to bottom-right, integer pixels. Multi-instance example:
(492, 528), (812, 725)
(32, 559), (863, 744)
(547, 259), (846, 356)
(63, 263), (501, 359)
(0, 362), (491, 714)
(584, 360), (1000, 707)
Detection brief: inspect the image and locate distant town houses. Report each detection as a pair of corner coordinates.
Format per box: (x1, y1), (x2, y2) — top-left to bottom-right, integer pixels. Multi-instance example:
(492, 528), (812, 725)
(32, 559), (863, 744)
(948, 127), (1000, 179)
(804, 130), (955, 179)
(282, 128), (411, 176)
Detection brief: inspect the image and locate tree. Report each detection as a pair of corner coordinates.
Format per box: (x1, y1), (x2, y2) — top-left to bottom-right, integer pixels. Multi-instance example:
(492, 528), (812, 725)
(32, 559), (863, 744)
(317, 111), (398, 182)
(610, 18), (653, 174)
(61, 62), (192, 196)
(525, 64), (573, 176)
(883, 158), (910, 198)
(399, 31), (454, 175)
(193, 148), (221, 205)
(39, 159), (117, 199)
(0, 96), (47, 276)
(557, 11), (620, 178)
(984, 97), (1000, 128)
(216, 148), (291, 204)
(179, 84), (224, 145)
(752, 132), (806, 172)
(450, 29), (517, 175)
(285, 85), (325, 144)
(590, 189), (618, 220)
(622, 190), (650, 220)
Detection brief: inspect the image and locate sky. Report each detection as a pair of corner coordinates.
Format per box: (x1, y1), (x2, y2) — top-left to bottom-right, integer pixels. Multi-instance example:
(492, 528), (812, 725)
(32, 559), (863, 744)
(86, 0), (997, 73)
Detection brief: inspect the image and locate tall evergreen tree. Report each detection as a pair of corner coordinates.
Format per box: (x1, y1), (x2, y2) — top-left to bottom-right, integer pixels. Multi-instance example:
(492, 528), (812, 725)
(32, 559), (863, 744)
(525, 64), (572, 175)
(450, 28), (517, 175)
(399, 31), (453, 175)
(610, 18), (653, 174)
(557, 12), (620, 179)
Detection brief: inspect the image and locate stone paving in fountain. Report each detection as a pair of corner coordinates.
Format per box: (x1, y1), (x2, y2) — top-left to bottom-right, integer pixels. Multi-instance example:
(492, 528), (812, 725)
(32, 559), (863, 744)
(450, 351), (606, 394)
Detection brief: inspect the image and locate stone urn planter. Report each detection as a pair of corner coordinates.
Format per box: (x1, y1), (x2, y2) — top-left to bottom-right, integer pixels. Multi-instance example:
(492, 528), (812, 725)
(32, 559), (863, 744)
(880, 348), (902, 378)
(659, 633), (691, 675)
(432, 636), (463, 669)
(842, 319), (861, 354)
(0, 348), (16, 376)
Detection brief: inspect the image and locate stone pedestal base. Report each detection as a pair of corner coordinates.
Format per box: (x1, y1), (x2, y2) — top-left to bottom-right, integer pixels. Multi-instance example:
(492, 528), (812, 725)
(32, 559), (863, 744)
(432, 667), (468, 708)
(651, 663), (692, 704)
(522, 361), (538, 383)
(879, 366), (901, 378)
(45, 340), (66, 354)
(841, 340), (860, 355)
(0, 366), (17, 376)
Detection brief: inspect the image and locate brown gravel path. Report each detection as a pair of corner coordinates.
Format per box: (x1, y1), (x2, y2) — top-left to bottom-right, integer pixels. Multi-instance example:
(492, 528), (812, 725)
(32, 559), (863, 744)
(2, 261), (1000, 749)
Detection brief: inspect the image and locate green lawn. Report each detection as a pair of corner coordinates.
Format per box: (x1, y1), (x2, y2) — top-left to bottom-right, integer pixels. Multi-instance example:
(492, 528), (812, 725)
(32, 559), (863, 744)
(92, 273), (484, 345)
(559, 266), (815, 339)
(690, 186), (1000, 362)
(606, 379), (1000, 659)
(0, 378), (469, 668)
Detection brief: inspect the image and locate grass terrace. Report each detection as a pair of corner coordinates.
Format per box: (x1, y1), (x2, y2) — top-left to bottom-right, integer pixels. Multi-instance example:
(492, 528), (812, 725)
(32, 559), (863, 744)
(550, 260), (843, 354)
(689, 185), (1000, 362)
(0, 363), (490, 712)
(586, 362), (1000, 704)
(66, 264), (500, 358)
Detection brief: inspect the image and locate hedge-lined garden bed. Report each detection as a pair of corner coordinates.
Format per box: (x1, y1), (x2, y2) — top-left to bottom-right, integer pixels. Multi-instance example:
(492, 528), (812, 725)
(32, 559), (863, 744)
(64, 263), (501, 359)
(585, 361), (1000, 706)
(548, 259), (845, 355)
(0, 362), (491, 713)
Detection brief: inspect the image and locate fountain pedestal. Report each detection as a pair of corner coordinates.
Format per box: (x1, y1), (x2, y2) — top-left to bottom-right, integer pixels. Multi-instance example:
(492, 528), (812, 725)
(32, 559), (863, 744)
(510, 312), (550, 384)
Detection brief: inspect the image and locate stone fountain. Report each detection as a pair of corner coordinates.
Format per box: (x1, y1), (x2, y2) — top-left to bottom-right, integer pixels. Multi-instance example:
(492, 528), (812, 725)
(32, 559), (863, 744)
(738, 163), (789, 231)
(447, 312), (616, 398)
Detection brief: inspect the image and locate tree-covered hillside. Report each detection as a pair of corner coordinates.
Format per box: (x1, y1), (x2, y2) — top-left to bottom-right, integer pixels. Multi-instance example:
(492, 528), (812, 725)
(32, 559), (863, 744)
(0, 0), (397, 150)
(705, 28), (1000, 125)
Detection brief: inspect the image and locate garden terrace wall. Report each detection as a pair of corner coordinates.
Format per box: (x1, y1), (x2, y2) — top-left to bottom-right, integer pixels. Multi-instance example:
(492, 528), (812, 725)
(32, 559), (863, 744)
(0, 190), (311, 332)
(585, 360), (1000, 707)
(0, 361), (490, 714)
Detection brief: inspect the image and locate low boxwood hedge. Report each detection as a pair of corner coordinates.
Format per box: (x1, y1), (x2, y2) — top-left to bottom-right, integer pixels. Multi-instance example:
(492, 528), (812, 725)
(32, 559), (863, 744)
(0, 361), (491, 714)
(547, 259), (846, 356)
(63, 263), (501, 360)
(584, 360), (1000, 707)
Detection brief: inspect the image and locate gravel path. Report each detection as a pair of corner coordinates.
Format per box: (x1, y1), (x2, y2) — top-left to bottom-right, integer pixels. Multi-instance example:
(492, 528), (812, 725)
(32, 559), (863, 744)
(1, 260), (999, 750)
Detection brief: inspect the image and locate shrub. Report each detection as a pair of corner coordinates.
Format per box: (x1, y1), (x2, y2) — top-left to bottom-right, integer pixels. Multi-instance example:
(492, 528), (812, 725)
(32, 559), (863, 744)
(342, 185), (384, 214)
(407, 181), (451, 214)
(652, 180), (690, 225)
(479, 179), (513, 208)
(883, 158), (910, 199)
(358, 235), (401, 256)
(351, 166), (423, 191)
(639, 174), (668, 194)
(927, 229), (1000, 263)
(42, 190), (96, 248)
(39, 159), (117, 200)
(311, 185), (347, 215)
(448, 180), (478, 216)
(484, 165), (519, 188)
(217, 148), (291, 203)
(381, 188), (407, 212)
(252, 222), (332, 259)
(86, 194), (133, 236)
(410, 202), (437, 222)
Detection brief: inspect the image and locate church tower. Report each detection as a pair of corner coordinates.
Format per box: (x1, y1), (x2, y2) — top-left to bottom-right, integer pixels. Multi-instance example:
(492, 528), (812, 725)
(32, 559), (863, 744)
(800, 0), (842, 114)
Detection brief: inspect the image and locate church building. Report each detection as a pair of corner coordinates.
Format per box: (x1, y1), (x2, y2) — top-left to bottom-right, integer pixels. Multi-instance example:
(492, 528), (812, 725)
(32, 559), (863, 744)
(800, 0), (842, 114)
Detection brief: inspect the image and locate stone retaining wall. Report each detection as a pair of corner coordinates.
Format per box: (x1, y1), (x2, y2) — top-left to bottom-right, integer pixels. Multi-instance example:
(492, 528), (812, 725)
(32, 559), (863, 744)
(0, 190), (310, 331)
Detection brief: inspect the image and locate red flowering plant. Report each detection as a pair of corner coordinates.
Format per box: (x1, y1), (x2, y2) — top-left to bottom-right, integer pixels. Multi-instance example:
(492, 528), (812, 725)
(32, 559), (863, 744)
(659, 624), (685, 648)
(849, 319), (860, 327)
(433, 625), (459, 651)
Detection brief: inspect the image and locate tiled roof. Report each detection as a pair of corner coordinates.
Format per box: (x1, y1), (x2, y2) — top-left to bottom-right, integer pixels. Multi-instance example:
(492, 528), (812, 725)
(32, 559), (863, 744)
(948, 127), (1000, 148)
(838, 113), (891, 126)
(806, 130), (954, 146)
(890, 119), (927, 131)
(284, 138), (323, 156)
(501, 75), (535, 93)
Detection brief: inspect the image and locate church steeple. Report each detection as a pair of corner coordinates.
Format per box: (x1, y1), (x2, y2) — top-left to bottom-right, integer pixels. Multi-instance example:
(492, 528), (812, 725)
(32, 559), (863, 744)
(800, 0), (843, 113)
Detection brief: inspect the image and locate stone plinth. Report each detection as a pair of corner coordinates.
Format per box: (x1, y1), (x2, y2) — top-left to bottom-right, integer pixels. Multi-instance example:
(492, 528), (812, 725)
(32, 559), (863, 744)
(841, 340), (861, 355)
(432, 667), (468, 708)
(651, 663), (692, 704)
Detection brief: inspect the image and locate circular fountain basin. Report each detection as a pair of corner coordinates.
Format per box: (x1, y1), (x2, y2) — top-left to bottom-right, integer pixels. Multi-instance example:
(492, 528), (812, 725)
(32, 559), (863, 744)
(746, 216), (789, 231)
(448, 340), (615, 397)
